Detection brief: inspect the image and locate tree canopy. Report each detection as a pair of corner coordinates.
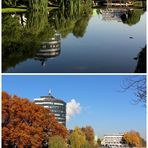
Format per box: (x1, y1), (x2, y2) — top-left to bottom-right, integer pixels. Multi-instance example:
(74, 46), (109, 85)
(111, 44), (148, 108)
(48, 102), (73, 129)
(121, 9), (144, 26)
(81, 126), (95, 145)
(2, 91), (67, 147)
(48, 136), (67, 148)
(70, 127), (88, 148)
(123, 131), (144, 147)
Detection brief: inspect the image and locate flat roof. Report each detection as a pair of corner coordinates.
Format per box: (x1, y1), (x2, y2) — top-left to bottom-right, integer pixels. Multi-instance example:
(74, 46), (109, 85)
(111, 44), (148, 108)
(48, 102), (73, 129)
(34, 96), (66, 104)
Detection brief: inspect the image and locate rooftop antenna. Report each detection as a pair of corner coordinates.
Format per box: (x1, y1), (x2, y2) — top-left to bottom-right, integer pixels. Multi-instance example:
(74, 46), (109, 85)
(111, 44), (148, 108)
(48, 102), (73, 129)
(48, 89), (52, 96)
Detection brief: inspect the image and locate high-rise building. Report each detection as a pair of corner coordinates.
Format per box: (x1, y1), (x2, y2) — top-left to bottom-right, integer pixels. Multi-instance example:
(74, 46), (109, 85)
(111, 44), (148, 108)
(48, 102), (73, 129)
(34, 91), (66, 126)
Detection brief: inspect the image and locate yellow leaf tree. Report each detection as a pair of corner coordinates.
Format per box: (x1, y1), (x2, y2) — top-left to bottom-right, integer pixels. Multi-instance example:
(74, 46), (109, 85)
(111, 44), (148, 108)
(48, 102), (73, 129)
(123, 131), (143, 147)
(70, 127), (87, 148)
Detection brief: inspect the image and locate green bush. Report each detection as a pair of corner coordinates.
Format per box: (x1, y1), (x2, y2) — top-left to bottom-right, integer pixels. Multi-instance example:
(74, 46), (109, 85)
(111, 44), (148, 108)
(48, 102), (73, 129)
(48, 136), (67, 148)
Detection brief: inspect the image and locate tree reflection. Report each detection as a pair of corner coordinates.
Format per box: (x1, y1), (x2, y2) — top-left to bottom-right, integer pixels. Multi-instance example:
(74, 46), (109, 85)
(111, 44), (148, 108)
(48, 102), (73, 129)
(25, 11), (55, 40)
(134, 46), (146, 73)
(73, 15), (90, 37)
(2, 11), (55, 72)
(48, 4), (92, 38)
(2, 0), (145, 73)
(2, 3), (92, 72)
(121, 9), (144, 26)
(2, 14), (38, 71)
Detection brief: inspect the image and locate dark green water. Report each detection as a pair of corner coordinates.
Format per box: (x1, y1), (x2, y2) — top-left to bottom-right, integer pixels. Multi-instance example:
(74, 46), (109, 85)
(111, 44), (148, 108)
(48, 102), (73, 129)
(2, 5), (146, 73)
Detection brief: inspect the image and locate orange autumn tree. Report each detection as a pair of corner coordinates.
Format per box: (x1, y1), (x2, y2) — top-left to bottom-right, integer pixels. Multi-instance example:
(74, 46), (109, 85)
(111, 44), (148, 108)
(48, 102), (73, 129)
(2, 91), (67, 147)
(123, 130), (143, 147)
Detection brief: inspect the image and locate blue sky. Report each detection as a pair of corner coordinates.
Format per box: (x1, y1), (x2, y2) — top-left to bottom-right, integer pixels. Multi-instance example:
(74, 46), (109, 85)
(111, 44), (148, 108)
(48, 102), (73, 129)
(2, 75), (146, 139)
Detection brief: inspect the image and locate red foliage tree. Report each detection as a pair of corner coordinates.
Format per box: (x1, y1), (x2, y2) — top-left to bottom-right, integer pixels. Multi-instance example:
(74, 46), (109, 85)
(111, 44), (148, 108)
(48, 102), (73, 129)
(2, 91), (67, 147)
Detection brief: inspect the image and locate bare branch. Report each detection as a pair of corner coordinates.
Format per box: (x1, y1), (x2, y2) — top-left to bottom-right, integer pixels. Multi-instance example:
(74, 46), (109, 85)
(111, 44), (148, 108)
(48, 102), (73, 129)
(121, 76), (146, 106)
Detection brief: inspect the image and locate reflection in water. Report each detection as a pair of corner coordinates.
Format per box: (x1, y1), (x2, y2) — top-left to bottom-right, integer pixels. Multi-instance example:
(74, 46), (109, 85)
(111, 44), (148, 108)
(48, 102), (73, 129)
(134, 46), (146, 73)
(100, 7), (129, 22)
(2, 12), (53, 72)
(103, 0), (133, 6)
(120, 9), (144, 26)
(35, 33), (61, 67)
(99, 7), (144, 26)
(2, 2), (146, 73)
(2, 4), (92, 72)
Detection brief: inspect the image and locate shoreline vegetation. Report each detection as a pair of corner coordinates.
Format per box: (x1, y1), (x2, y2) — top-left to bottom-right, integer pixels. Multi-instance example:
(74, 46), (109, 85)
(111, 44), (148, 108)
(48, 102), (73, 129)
(2, 7), (58, 13)
(2, 1), (60, 13)
(2, 8), (27, 13)
(2, 0), (145, 13)
(2, 5), (27, 13)
(2, 6), (59, 13)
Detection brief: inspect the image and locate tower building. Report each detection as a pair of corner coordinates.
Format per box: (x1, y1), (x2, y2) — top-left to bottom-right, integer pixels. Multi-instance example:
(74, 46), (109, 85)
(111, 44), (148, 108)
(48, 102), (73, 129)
(34, 91), (66, 126)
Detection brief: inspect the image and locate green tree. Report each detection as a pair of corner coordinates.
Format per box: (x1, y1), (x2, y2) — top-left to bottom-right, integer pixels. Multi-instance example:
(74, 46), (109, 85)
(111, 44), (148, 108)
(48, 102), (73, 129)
(73, 15), (90, 38)
(70, 127), (87, 148)
(48, 136), (67, 148)
(2, 12), (55, 72)
(2, 3), (93, 72)
(2, 0), (18, 7)
(81, 141), (91, 148)
(121, 9), (144, 26)
(97, 138), (101, 147)
(28, 0), (48, 11)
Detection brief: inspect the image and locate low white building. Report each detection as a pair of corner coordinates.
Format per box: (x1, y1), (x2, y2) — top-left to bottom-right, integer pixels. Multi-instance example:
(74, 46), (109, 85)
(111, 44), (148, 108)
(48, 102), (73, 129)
(101, 134), (128, 147)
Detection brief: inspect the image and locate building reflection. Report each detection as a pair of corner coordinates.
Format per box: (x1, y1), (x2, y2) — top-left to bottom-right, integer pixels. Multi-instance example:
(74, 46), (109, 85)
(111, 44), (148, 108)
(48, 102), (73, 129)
(100, 7), (130, 22)
(103, 0), (133, 6)
(34, 33), (61, 67)
(93, 0), (133, 7)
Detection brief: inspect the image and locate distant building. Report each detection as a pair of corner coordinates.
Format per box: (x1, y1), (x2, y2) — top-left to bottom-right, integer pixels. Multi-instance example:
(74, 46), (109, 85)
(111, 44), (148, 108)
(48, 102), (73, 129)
(101, 134), (128, 147)
(94, 135), (98, 144)
(34, 91), (66, 126)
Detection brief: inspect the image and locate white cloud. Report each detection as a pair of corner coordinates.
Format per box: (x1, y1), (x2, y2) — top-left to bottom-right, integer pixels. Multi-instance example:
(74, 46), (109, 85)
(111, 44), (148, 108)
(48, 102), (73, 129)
(66, 99), (81, 122)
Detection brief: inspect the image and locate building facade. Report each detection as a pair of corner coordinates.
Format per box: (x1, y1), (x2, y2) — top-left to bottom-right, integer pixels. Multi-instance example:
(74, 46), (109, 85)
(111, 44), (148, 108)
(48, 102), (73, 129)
(34, 91), (66, 126)
(101, 134), (128, 147)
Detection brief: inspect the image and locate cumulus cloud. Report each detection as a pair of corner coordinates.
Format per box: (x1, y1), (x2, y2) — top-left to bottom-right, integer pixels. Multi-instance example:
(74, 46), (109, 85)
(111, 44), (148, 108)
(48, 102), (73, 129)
(66, 99), (81, 122)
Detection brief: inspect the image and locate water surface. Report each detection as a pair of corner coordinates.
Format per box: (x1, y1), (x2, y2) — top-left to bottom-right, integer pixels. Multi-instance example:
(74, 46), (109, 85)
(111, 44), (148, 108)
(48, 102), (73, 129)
(2, 6), (146, 73)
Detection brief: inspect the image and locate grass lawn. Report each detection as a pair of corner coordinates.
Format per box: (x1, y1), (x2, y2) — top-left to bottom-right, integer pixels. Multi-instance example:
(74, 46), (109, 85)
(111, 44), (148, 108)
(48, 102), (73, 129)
(2, 5), (27, 13)
(2, 5), (59, 13)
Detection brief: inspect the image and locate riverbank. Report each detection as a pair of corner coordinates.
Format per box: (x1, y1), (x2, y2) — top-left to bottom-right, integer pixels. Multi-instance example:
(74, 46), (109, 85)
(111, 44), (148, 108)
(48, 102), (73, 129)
(2, 5), (59, 13)
(2, 5), (27, 13)
(2, 8), (27, 13)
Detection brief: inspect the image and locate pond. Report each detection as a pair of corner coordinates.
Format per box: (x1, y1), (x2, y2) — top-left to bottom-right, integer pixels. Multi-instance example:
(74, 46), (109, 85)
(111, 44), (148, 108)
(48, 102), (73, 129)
(2, 4), (146, 73)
